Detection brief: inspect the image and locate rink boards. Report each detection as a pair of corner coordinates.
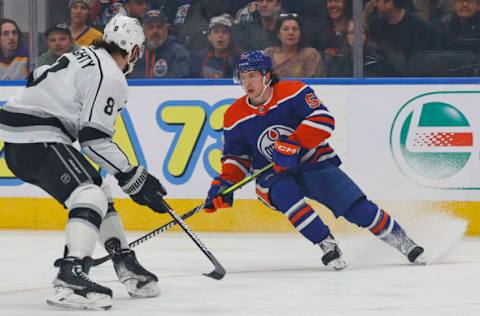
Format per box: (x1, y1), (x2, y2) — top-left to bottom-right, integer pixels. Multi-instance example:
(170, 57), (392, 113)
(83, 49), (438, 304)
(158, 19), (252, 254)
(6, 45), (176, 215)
(0, 79), (479, 234)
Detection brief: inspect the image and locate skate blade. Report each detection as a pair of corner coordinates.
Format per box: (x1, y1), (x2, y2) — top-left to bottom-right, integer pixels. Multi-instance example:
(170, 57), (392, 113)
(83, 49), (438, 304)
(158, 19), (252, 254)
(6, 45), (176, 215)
(123, 279), (161, 298)
(413, 253), (428, 265)
(47, 287), (112, 310)
(328, 258), (347, 271)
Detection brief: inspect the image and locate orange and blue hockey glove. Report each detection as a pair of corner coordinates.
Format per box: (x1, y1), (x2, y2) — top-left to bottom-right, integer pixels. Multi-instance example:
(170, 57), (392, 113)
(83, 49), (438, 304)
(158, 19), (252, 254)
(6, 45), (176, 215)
(204, 176), (234, 213)
(272, 137), (301, 173)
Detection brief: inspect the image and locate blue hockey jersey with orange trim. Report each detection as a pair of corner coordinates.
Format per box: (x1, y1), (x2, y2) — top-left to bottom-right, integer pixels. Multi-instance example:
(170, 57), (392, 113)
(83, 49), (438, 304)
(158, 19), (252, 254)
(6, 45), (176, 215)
(219, 80), (340, 183)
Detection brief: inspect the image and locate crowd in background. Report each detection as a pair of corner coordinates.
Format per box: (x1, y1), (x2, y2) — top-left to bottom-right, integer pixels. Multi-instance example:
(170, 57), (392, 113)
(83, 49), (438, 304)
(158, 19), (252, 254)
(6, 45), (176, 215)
(1, 0), (480, 80)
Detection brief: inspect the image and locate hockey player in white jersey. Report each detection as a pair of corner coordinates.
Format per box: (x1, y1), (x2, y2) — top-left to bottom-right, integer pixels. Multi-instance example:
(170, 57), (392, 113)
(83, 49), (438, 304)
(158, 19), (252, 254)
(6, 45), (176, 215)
(0, 16), (167, 310)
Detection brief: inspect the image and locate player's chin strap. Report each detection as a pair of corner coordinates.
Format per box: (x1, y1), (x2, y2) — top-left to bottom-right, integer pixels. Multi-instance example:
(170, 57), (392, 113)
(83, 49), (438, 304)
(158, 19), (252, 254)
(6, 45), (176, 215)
(255, 75), (272, 101)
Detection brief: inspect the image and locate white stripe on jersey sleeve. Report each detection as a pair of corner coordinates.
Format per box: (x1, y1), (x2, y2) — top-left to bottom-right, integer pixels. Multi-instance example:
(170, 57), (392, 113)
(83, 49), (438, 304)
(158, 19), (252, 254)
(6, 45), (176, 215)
(301, 120), (334, 134)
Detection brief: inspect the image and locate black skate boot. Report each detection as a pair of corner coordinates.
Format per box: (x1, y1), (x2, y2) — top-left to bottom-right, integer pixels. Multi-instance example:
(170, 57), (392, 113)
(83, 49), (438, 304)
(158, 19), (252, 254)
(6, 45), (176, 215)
(46, 256), (112, 310)
(105, 238), (160, 297)
(407, 245), (427, 265)
(318, 234), (347, 271)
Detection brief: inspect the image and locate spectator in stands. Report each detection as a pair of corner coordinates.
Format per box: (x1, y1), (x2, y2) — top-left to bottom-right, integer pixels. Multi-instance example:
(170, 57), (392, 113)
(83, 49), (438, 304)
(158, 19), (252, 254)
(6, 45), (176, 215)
(0, 18), (28, 80)
(234, 0), (311, 25)
(131, 9), (191, 78)
(164, 0), (236, 53)
(264, 13), (325, 77)
(125, 0), (150, 21)
(69, 0), (103, 46)
(37, 24), (78, 67)
(229, 0), (254, 17)
(326, 20), (393, 77)
(92, 0), (125, 29)
(235, 1), (259, 25)
(234, 0), (283, 50)
(190, 14), (240, 78)
(92, 0), (149, 30)
(313, 0), (353, 55)
(412, 0), (454, 21)
(443, 0), (480, 44)
(366, 0), (429, 58)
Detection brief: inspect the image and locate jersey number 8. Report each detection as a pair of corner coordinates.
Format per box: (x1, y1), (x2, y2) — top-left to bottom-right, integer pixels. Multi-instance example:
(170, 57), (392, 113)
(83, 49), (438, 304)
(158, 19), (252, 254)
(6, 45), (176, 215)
(104, 97), (115, 115)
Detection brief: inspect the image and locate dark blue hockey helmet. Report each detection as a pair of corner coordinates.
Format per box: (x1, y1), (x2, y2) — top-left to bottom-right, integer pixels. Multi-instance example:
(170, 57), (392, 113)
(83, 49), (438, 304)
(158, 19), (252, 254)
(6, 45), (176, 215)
(233, 50), (272, 83)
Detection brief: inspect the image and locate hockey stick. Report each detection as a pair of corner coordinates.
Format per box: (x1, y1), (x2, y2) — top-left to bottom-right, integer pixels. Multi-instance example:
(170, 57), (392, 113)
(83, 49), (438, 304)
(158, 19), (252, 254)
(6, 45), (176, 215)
(92, 163), (273, 271)
(159, 197), (226, 280)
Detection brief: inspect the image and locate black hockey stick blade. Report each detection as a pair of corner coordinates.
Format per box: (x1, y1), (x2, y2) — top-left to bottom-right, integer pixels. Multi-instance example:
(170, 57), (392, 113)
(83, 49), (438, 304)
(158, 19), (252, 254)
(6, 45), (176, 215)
(159, 197), (226, 280)
(204, 258), (226, 280)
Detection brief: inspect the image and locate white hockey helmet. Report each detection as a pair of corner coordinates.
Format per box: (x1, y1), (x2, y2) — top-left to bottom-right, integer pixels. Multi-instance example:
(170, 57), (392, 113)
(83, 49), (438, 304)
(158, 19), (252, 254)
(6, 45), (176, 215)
(103, 15), (145, 75)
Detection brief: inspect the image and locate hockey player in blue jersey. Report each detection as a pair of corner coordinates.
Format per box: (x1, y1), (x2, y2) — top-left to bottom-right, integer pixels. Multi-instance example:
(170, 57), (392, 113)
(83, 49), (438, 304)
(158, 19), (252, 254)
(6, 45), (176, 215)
(204, 50), (427, 270)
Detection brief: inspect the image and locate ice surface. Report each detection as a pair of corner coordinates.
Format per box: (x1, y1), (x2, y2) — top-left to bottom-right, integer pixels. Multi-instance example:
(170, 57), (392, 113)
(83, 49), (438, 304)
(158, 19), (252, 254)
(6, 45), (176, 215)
(0, 211), (478, 316)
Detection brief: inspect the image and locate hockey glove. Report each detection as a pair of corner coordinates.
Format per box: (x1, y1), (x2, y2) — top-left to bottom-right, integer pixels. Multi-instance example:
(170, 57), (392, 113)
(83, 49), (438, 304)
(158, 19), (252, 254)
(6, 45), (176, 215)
(115, 166), (169, 213)
(204, 176), (234, 213)
(272, 137), (301, 173)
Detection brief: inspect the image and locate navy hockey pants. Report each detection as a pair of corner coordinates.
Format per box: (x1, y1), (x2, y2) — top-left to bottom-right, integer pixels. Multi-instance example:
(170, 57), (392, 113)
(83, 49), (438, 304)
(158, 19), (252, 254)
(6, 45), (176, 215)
(256, 160), (378, 243)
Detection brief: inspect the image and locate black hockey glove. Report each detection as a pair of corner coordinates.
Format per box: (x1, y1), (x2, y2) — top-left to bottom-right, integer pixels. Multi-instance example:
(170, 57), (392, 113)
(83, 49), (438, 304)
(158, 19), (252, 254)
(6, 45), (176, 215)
(115, 166), (169, 213)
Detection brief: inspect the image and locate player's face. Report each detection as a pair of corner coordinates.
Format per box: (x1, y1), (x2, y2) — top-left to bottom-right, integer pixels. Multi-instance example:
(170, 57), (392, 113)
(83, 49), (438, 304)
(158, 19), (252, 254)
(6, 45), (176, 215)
(70, 3), (89, 25)
(47, 32), (73, 57)
(327, 0), (345, 20)
(257, 0), (281, 18)
(239, 70), (266, 98)
(208, 26), (231, 52)
(0, 22), (18, 54)
(454, 0), (479, 18)
(144, 20), (168, 50)
(126, 0), (149, 18)
(278, 19), (300, 47)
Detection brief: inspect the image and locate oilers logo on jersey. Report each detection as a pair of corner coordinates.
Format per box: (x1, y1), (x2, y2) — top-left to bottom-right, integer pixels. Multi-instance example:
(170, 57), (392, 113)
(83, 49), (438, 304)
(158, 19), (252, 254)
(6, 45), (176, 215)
(257, 125), (294, 161)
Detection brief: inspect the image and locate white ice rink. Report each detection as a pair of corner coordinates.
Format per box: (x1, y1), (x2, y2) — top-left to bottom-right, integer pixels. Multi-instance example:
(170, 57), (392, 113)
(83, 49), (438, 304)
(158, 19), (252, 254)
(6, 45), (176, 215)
(0, 211), (478, 316)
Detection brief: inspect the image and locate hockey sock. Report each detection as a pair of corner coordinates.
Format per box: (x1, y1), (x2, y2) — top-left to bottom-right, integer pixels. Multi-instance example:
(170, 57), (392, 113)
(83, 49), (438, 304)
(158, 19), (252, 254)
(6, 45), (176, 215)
(283, 199), (330, 244)
(65, 184), (108, 258)
(66, 209), (101, 258)
(367, 208), (402, 239)
(343, 198), (413, 251)
(269, 176), (330, 244)
(343, 198), (403, 237)
(99, 203), (129, 249)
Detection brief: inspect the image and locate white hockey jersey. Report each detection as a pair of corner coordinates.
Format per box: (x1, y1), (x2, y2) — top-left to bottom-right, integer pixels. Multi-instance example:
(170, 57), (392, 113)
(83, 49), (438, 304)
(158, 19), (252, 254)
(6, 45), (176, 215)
(0, 46), (133, 175)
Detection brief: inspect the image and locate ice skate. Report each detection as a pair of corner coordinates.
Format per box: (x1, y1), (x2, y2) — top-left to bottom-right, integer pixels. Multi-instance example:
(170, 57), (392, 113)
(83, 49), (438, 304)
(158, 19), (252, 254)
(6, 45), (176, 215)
(318, 234), (347, 271)
(382, 233), (428, 265)
(407, 245), (427, 265)
(46, 256), (112, 310)
(106, 238), (160, 298)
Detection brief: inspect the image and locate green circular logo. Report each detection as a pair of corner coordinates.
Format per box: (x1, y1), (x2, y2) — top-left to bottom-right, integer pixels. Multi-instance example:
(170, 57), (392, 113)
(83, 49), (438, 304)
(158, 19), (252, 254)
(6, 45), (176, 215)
(391, 100), (473, 186)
